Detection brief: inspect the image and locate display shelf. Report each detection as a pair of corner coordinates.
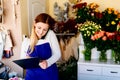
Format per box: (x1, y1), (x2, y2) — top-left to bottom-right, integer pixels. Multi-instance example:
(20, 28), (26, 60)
(78, 59), (120, 80)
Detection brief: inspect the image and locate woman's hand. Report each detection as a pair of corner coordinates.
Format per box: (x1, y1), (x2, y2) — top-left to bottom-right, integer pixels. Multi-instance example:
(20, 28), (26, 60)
(25, 55), (31, 58)
(39, 60), (48, 69)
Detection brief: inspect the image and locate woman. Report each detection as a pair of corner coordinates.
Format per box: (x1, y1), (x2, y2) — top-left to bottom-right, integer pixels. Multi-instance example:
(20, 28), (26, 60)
(20, 13), (61, 80)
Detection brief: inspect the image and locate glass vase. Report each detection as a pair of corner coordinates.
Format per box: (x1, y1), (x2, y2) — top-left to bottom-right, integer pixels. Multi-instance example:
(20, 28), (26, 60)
(83, 49), (91, 61)
(99, 50), (107, 62)
(112, 50), (120, 64)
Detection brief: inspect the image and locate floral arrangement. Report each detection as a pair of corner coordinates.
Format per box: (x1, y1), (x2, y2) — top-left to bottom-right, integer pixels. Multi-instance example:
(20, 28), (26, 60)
(73, 2), (120, 32)
(101, 8), (120, 32)
(73, 2), (88, 23)
(78, 21), (101, 48)
(78, 21), (101, 37)
(78, 21), (101, 60)
(73, 2), (120, 62)
(91, 31), (113, 51)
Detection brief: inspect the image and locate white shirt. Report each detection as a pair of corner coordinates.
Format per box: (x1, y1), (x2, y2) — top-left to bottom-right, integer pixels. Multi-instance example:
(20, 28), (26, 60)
(20, 30), (61, 68)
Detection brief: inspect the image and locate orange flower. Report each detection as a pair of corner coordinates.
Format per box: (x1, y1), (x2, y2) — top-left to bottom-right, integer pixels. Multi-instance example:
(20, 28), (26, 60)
(114, 10), (119, 15)
(89, 3), (99, 9)
(99, 31), (105, 37)
(91, 35), (95, 41)
(97, 33), (102, 38)
(102, 36), (107, 41)
(94, 34), (99, 39)
(117, 13), (120, 18)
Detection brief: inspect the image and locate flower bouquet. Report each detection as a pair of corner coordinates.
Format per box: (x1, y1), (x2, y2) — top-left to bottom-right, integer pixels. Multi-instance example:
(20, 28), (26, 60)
(78, 21), (101, 61)
(91, 31), (114, 61)
(100, 8), (120, 32)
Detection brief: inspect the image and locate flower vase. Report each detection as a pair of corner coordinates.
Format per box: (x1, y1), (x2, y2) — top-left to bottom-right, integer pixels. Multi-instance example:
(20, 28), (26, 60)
(112, 50), (120, 64)
(83, 49), (91, 61)
(99, 50), (107, 62)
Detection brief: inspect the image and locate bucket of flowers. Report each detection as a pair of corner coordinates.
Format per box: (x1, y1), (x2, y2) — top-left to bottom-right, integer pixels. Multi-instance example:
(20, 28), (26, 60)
(91, 30), (114, 62)
(100, 8), (120, 32)
(78, 21), (101, 61)
(111, 25), (120, 63)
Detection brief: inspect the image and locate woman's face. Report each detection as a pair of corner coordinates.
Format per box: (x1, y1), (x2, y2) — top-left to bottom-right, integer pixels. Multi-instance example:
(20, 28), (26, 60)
(34, 22), (49, 39)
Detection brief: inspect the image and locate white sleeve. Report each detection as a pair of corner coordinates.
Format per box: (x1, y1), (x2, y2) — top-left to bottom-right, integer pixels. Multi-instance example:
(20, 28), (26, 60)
(46, 30), (61, 67)
(20, 38), (30, 59)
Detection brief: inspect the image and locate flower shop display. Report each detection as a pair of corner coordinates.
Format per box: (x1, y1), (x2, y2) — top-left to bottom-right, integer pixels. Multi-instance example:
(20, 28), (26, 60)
(73, 2), (120, 32)
(91, 30), (114, 61)
(110, 30), (120, 63)
(74, 2), (120, 63)
(78, 21), (101, 61)
(82, 48), (91, 61)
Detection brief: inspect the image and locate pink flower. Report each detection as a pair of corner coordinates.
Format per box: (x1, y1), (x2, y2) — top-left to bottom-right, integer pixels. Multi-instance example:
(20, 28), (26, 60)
(91, 13), (94, 16)
(99, 31), (105, 36)
(102, 36), (107, 41)
(91, 35), (95, 40)
(94, 34), (99, 39)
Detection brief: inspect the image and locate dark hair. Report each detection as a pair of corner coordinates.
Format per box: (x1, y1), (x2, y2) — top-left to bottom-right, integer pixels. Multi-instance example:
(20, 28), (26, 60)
(34, 13), (56, 30)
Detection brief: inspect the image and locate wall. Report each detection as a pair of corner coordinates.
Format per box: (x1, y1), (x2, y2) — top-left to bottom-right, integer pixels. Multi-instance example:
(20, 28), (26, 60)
(48, 0), (69, 18)
(82, 0), (120, 11)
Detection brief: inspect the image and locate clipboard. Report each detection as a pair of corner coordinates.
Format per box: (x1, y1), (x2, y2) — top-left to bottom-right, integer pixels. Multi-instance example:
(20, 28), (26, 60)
(13, 57), (41, 69)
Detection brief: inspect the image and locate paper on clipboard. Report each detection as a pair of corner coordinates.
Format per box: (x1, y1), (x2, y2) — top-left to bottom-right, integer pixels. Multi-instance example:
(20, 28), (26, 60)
(13, 57), (41, 69)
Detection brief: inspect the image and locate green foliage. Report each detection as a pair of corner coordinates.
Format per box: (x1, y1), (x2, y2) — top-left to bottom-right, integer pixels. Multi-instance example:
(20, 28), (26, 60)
(82, 48), (91, 61)
(58, 57), (77, 80)
(74, 2), (120, 32)
(76, 7), (89, 23)
(74, 2), (120, 62)
(78, 21), (101, 52)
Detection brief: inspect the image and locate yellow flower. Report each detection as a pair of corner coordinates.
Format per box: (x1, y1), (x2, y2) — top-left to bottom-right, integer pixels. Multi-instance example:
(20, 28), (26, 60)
(94, 9), (99, 12)
(108, 8), (114, 11)
(108, 10), (112, 14)
(117, 13), (120, 18)
(114, 10), (118, 15)
(106, 23), (110, 26)
(89, 3), (99, 9)
(115, 18), (118, 21)
(107, 8), (115, 14)
(111, 21), (116, 25)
